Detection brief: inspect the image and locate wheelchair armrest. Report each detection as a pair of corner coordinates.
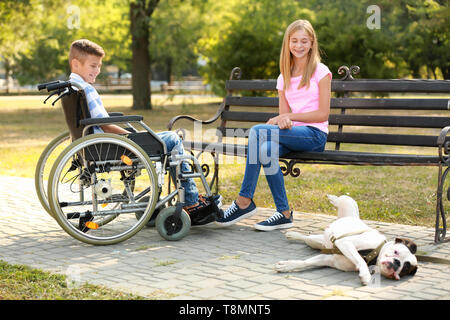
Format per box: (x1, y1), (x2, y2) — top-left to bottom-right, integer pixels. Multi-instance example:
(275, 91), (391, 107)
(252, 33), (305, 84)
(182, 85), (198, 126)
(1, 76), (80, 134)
(80, 115), (144, 126)
(108, 112), (124, 117)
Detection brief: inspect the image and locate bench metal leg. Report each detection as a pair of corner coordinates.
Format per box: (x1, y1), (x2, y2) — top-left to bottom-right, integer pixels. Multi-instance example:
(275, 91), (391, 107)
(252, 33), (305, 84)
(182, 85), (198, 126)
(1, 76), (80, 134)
(435, 164), (449, 243)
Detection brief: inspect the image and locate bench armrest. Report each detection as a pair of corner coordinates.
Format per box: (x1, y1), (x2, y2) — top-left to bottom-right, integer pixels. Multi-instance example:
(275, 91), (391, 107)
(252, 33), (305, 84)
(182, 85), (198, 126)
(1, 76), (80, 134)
(167, 101), (226, 130)
(80, 115), (143, 126)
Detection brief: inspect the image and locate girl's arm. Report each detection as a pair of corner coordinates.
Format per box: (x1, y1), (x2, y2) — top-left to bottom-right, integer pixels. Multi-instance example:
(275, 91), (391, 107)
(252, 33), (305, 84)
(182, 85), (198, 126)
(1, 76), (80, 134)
(266, 89), (291, 127)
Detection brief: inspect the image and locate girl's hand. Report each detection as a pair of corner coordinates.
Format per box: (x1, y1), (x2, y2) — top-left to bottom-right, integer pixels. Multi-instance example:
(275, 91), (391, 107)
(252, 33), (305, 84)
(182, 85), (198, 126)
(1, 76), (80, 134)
(266, 116), (279, 125)
(277, 114), (292, 130)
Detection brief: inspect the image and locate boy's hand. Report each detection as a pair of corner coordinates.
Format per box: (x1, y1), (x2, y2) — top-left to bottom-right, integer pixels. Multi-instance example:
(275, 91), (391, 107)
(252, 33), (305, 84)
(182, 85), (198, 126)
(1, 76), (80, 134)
(101, 124), (130, 135)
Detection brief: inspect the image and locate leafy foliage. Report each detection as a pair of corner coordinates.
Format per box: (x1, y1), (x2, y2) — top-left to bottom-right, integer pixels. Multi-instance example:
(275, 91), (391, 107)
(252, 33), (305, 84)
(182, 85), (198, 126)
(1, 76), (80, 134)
(1, 0), (447, 88)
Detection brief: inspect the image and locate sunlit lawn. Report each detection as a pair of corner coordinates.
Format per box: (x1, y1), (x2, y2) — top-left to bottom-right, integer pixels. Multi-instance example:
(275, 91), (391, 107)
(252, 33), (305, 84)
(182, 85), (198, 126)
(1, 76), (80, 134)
(0, 94), (445, 228)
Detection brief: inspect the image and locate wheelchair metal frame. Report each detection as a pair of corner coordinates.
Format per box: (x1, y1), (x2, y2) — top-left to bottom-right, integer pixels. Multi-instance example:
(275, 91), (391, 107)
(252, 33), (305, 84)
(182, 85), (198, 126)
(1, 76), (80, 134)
(36, 79), (221, 244)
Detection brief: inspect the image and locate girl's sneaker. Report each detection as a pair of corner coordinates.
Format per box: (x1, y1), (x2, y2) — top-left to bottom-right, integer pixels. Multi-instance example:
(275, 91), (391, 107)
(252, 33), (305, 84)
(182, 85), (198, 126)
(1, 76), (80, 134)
(215, 200), (257, 227)
(254, 211), (293, 231)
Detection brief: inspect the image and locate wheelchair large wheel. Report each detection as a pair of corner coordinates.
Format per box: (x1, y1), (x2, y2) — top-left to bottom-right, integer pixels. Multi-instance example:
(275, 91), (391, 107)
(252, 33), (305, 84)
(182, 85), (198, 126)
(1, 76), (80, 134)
(47, 133), (159, 245)
(35, 131), (71, 217)
(155, 206), (191, 241)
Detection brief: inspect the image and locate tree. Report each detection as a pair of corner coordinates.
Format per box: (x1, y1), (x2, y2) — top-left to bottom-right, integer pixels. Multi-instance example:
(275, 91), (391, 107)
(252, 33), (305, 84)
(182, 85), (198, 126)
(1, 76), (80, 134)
(11, 0), (131, 84)
(0, 0), (46, 91)
(197, 0), (314, 95)
(129, 0), (159, 110)
(150, 0), (207, 83)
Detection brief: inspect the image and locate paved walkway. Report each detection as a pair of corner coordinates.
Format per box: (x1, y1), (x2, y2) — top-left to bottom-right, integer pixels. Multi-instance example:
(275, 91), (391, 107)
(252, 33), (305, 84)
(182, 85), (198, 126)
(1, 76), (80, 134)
(0, 175), (449, 300)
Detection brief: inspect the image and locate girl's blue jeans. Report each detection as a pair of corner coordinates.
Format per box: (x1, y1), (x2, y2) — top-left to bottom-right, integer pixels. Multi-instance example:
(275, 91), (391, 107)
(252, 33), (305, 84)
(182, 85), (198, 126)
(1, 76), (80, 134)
(157, 131), (198, 206)
(239, 124), (327, 213)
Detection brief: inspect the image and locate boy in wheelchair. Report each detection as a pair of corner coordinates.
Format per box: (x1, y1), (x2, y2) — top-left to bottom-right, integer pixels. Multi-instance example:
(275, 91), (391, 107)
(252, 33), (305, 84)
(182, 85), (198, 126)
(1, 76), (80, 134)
(68, 39), (221, 226)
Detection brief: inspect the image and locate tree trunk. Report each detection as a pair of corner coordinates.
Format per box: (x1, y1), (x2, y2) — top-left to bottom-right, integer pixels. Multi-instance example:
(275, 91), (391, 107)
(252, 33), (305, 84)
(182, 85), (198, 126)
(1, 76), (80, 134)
(166, 56), (173, 85)
(130, 1), (151, 110)
(4, 59), (12, 94)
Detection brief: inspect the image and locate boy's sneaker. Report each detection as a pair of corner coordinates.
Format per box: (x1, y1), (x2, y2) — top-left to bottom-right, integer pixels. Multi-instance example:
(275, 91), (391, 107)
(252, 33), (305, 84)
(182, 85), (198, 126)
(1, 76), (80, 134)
(199, 194), (223, 208)
(215, 200), (257, 227)
(185, 194), (223, 226)
(254, 211), (293, 231)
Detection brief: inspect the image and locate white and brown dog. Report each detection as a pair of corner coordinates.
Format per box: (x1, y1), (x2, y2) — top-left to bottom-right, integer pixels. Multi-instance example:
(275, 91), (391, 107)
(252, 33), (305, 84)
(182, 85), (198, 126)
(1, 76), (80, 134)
(275, 195), (418, 285)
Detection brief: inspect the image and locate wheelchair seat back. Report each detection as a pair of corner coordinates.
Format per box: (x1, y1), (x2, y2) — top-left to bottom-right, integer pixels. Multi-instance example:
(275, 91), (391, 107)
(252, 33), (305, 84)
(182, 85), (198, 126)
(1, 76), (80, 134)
(61, 90), (93, 142)
(60, 88), (165, 161)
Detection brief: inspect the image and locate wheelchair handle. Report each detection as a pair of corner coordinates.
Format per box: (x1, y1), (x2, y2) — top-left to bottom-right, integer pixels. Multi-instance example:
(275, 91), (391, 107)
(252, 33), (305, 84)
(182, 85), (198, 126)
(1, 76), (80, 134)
(37, 80), (62, 91)
(46, 81), (72, 92)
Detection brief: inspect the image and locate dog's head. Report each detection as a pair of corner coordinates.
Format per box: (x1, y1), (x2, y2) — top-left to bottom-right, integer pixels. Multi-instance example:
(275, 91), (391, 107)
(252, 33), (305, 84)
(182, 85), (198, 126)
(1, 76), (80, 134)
(379, 238), (418, 280)
(327, 194), (359, 218)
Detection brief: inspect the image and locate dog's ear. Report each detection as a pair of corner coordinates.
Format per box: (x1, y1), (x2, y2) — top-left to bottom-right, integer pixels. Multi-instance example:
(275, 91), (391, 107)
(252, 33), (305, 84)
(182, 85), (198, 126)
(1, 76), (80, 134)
(395, 238), (417, 254)
(399, 261), (418, 277)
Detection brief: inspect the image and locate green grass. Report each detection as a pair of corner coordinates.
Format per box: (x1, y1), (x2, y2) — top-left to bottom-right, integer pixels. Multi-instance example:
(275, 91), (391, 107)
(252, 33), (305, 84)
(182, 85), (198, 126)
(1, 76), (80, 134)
(0, 260), (144, 300)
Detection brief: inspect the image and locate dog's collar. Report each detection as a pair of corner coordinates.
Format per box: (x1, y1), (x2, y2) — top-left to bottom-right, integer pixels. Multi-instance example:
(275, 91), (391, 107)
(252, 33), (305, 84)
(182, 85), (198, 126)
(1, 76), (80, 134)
(363, 240), (386, 265)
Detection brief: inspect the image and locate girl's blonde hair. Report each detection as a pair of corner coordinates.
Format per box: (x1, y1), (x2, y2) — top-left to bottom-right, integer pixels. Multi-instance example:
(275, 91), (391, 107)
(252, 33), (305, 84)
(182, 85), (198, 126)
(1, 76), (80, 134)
(279, 20), (321, 91)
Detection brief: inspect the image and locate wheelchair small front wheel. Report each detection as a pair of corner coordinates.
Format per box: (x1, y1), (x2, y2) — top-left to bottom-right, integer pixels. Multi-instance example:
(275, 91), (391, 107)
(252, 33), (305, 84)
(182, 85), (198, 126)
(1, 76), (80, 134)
(155, 206), (191, 241)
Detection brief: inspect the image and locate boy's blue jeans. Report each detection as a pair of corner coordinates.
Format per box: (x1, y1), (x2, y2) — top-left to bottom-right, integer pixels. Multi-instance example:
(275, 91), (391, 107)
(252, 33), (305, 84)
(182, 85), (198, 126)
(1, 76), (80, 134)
(157, 131), (198, 206)
(239, 124), (327, 213)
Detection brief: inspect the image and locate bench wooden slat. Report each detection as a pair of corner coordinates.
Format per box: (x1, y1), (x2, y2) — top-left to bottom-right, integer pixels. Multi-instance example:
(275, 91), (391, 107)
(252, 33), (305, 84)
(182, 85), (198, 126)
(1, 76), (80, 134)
(217, 127), (441, 147)
(331, 98), (449, 110)
(327, 132), (438, 147)
(222, 111), (277, 122)
(226, 79), (450, 93)
(225, 96), (449, 110)
(222, 111), (450, 129)
(330, 114), (450, 128)
(182, 140), (440, 165)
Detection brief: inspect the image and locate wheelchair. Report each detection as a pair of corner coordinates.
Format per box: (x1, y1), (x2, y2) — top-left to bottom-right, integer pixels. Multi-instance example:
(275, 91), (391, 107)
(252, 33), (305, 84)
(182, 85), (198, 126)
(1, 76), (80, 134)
(35, 80), (223, 245)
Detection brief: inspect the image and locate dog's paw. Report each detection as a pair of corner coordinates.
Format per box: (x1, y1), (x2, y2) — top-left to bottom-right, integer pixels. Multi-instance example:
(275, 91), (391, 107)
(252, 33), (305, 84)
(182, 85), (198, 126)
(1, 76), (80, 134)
(275, 260), (305, 273)
(285, 231), (306, 241)
(275, 261), (294, 273)
(359, 270), (372, 286)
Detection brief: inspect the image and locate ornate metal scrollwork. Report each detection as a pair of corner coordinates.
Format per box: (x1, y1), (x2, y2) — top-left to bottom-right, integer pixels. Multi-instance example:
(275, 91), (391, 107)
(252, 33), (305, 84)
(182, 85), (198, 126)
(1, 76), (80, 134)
(229, 67), (242, 80)
(338, 65), (360, 80)
(279, 159), (301, 177)
(201, 163), (210, 178)
(435, 165), (449, 243)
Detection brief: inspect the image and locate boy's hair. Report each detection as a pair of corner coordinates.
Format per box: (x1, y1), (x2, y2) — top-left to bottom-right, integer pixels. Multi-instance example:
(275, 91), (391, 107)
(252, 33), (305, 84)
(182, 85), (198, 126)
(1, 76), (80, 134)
(69, 39), (105, 67)
(279, 20), (321, 90)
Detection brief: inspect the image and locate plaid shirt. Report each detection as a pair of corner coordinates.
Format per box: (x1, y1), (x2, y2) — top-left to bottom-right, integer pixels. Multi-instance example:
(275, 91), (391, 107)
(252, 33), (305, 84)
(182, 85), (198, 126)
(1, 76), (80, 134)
(69, 73), (108, 133)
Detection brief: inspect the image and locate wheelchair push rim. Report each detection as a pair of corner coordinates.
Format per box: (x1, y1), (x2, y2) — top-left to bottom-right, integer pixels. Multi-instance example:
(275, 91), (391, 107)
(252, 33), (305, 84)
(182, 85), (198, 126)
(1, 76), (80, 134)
(48, 134), (159, 245)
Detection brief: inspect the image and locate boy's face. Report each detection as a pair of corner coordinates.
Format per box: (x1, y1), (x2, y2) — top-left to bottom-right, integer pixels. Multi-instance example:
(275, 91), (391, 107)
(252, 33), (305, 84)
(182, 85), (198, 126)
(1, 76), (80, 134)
(72, 54), (102, 84)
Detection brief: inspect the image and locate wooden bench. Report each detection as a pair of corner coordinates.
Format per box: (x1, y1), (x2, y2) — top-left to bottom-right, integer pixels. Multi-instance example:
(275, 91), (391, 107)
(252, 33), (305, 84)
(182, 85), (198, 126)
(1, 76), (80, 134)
(168, 66), (450, 243)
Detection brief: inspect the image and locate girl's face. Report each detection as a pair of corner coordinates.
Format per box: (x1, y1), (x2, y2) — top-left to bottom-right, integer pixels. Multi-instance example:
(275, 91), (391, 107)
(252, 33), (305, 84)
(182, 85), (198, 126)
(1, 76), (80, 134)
(289, 29), (312, 60)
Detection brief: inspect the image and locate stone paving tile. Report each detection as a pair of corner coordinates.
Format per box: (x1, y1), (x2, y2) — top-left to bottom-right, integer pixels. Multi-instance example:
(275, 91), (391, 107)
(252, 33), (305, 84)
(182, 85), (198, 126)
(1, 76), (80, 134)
(1, 175), (449, 300)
